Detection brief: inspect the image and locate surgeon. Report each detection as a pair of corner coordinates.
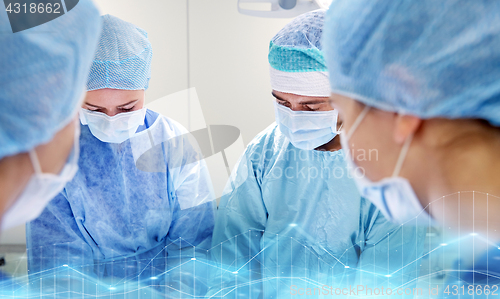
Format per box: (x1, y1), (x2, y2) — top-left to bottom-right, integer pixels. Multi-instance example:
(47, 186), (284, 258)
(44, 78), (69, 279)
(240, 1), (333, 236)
(27, 15), (216, 292)
(209, 10), (425, 298)
(0, 2), (100, 231)
(0, 0), (100, 295)
(323, 0), (500, 294)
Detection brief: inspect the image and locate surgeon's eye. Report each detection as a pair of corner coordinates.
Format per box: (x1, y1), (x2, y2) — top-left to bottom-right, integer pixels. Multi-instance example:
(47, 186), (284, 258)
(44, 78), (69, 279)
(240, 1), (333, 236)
(120, 106), (135, 112)
(276, 99), (291, 108)
(305, 105), (321, 111)
(305, 103), (327, 111)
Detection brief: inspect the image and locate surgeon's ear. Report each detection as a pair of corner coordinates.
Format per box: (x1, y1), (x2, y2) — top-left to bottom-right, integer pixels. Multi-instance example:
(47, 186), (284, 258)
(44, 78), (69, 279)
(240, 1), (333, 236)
(393, 114), (422, 144)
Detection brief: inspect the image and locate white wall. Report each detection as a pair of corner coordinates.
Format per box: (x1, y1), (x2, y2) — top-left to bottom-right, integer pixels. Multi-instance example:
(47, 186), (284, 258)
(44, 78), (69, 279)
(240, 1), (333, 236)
(0, 225), (25, 244)
(0, 0), (292, 245)
(188, 0), (290, 143)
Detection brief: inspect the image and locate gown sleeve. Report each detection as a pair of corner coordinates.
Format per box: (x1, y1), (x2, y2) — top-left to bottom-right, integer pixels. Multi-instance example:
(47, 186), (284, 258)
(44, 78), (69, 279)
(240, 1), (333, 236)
(206, 144), (268, 298)
(355, 200), (427, 295)
(161, 126), (217, 297)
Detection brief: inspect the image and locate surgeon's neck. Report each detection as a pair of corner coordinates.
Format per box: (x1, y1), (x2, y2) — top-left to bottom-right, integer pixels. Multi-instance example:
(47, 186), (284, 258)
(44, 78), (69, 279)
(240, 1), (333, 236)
(411, 119), (500, 258)
(421, 119), (500, 204)
(315, 135), (341, 152)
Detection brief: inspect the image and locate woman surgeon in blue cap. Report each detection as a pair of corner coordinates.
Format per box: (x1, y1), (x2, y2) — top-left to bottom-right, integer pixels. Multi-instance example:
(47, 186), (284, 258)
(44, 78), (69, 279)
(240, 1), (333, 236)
(323, 0), (500, 294)
(0, 0), (101, 287)
(26, 15), (216, 291)
(0, 2), (100, 234)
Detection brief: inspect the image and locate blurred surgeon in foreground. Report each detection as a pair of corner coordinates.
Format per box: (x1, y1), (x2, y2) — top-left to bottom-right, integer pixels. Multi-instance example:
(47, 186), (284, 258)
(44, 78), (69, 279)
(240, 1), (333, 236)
(0, 3), (100, 232)
(0, 0), (100, 291)
(27, 15), (216, 294)
(324, 0), (500, 293)
(209, 10), (425, 298)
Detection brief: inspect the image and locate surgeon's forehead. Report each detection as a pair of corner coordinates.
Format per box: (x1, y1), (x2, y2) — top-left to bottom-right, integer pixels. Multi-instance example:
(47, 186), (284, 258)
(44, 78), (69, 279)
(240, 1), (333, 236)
(84, 89), (144, 106)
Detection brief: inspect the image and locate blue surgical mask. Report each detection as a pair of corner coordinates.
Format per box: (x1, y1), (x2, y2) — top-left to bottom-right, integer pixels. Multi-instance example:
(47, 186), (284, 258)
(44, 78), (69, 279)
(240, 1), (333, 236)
(340, 106), (434, 225)
(274, 101), (339, 151)
(79, 108), (147, 143)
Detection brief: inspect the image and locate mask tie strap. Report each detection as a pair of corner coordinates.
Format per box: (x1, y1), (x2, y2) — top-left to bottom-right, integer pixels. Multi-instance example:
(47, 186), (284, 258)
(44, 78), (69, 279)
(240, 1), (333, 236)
(346, 105), (370, 140)
(28, 150), (43, 175)
(392, 132), (414, 178)
(336, 122), (344, 133)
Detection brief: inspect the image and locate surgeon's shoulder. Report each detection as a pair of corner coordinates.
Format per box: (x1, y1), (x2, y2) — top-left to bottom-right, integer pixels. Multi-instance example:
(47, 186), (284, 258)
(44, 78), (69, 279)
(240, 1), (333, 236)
(147, 109), (190, 137)
(148, 111), (209, 159)
(244, 122), (288, 161)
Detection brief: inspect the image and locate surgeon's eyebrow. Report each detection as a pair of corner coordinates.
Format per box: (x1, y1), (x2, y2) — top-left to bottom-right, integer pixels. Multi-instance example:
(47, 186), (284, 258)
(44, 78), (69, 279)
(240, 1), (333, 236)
(84, 102), (104, 109)
(272, 92), (288, 103)
(117, 100), (139, 108)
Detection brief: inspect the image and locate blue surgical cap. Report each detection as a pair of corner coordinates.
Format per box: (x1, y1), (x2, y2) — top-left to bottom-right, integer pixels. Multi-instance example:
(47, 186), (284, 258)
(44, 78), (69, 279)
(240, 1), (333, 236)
(269, 9), (326, 73)
(0, 0), (101, 161)
(87, 15), (153, 91)
(269, 10), (330, 97)
(324, 0), (500, 126)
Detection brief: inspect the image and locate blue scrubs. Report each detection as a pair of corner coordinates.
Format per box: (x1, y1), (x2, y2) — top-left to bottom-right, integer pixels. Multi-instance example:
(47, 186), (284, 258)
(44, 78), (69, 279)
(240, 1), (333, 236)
(26, 110), (215, 290)
(441, 245), (500, 299)
(0, 271), (24, 297)
(209, 124), (426, 298)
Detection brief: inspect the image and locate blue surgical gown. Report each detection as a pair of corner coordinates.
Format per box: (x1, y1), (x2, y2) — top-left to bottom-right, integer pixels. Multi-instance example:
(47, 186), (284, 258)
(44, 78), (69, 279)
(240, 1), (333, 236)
(0, 271), (20, 296)
(26, 109), (215, 292)
(209, 124), (426, 298)
(438, 245), (500, 299)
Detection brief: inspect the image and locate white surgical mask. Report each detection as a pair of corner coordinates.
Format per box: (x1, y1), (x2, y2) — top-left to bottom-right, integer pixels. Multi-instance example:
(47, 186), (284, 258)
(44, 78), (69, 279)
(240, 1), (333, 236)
(340, 106), (434, 225)
(274, 101), (339, 150)
(79, 108), (147, 143)
(1, 123), (80, 231)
